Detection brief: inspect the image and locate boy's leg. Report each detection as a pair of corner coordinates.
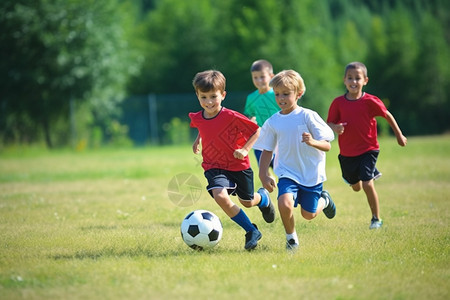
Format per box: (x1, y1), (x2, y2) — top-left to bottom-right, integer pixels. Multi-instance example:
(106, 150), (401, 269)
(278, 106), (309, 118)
(213, 188), (261, 249)
(212, 188), (241, 218)
(359, 151), (383, 228)
(278, 193), (295, 235)
(362, 180), (380, 220)
(232, 168), (275, 223)
(277, 178), (301, 251)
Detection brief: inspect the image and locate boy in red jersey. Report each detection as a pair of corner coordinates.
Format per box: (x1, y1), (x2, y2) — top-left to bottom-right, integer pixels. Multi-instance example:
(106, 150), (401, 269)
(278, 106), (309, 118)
(189, 70), (275, 250)
(327, 62), (407, 229)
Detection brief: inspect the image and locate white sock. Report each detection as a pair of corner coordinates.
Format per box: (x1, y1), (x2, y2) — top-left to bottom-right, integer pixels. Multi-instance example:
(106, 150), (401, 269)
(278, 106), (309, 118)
(322, 196), (329, 207)
(286, 231), (298, 244)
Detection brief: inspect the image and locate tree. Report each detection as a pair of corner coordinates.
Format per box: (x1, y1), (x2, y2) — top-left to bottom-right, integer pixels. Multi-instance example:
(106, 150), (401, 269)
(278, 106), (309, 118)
(0, 0), (141, 147)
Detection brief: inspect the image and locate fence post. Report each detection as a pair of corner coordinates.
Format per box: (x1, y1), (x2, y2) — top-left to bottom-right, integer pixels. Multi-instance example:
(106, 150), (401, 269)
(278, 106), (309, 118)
(70, 96), (77, 148)
(148, 93), (159, 144)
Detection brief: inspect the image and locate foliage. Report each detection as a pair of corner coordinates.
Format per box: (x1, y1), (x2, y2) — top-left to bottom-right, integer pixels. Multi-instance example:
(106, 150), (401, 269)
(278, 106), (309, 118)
(130, 0), (449, 133)
(0, 0), (142, 147)
(1, 0), (449, 148)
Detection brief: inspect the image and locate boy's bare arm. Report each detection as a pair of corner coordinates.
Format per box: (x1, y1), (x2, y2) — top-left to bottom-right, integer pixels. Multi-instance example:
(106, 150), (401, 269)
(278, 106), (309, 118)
(233, 128), (260, 160)
(302, 132), (331, 152)
(193, 132), (201, 154)
(385, 111), (407, 146)
(327, 122), (347, 135)
(258, 150), (276, 192)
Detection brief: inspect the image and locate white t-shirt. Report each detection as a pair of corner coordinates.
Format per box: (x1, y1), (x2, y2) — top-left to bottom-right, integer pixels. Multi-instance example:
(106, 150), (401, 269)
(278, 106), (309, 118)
(254, 106), (334, 187)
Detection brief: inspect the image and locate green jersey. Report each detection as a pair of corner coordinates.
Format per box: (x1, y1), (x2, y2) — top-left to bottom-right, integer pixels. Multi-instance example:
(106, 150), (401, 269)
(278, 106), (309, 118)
(244, 89), (279, 127)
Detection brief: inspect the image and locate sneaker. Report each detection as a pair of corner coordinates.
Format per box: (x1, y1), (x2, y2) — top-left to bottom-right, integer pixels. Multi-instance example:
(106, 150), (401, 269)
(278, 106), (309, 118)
(373, 169), (382, 181)
(257, 188), (275, 223)
(286, 238), (299, 253)
(321, 190), (336, 219)
(244, 224), (262, 250)
(370, 217), (383, 229)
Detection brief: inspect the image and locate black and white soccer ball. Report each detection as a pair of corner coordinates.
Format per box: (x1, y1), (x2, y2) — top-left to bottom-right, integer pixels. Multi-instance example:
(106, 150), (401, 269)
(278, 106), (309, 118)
(180, 210), (223, 250)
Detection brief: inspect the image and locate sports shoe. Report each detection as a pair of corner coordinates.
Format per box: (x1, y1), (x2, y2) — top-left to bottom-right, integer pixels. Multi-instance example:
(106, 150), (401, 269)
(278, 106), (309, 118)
(321, 190), (336, 219)
(286, 238), (299, 253)
(373, 169), (382, 181)
(245, 224), (262, 250)
(370, 217), (383, 229)
(257, 188), (275, 223)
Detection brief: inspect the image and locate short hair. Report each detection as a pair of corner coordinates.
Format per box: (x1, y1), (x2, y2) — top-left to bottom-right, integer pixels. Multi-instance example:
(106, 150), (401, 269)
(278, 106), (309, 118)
(250, 59), (273, 74)
(270, 70), (306, 96)
(192, 70), (226, 93)
(345, 62), (368, 77)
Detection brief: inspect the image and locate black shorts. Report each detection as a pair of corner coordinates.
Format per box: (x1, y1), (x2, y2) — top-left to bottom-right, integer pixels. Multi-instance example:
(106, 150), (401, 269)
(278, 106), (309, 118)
(204, 168), (254, 201)
(338, 151), (379, 184)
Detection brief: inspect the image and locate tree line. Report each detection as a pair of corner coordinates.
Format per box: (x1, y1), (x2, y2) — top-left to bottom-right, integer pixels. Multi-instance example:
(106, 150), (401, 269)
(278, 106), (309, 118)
(1, 0), (449, 148)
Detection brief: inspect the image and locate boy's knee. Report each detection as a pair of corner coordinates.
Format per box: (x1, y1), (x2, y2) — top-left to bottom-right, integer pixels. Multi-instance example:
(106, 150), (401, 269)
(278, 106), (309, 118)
(239, 200), (252, 208)
(301, 209), (315, 220)
(351, 182), (362, 192)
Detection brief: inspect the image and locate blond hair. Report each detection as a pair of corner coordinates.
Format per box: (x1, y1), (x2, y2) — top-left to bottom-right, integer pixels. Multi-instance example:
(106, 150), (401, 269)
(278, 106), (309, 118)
(270, 70), (306, 96)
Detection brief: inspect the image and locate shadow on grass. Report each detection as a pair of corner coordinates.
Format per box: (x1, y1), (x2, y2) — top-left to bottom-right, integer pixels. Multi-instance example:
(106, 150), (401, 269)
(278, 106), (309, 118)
(48, 245), (261, 260)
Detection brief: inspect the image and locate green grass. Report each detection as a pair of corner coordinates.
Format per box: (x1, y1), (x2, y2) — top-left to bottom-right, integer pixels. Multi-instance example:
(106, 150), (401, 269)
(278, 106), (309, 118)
(0, 136), (449, 299)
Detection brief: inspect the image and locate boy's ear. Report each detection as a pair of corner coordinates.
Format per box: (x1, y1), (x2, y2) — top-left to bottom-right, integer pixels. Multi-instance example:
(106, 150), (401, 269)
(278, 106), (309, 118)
(364, 77), (369, 85)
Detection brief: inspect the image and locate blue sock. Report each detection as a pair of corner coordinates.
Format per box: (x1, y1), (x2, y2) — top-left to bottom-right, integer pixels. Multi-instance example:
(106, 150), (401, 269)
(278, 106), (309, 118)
(257, 189), (269, 208)
(231, 209), (255, 232)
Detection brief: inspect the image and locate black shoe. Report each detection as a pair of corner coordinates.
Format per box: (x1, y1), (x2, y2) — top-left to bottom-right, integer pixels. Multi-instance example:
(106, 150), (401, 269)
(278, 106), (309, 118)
(286, 238), (299, 253)
(244, 224), (262, 250)
(257, 188), (275, 223)
(321, 190), (336, 219)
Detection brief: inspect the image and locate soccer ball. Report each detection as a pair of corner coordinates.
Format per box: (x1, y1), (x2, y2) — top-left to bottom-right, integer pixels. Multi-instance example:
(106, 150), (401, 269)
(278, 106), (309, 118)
(180, 210), (223, 250)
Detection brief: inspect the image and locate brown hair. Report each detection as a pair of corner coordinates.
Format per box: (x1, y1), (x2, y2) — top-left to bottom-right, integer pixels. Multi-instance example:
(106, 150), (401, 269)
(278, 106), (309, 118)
(192, 70), (226, 93)
(345, 62), (368, 77)
(250, 59), (273, 74)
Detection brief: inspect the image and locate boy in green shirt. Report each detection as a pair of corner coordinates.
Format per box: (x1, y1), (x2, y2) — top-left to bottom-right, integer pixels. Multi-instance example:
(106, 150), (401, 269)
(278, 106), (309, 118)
(244, 59), (280, 165)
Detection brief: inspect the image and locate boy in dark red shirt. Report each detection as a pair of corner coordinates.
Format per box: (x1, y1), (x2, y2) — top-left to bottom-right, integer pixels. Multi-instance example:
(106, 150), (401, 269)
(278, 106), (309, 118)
(327, 62), (407, 229)
(189, 70), (275, 250)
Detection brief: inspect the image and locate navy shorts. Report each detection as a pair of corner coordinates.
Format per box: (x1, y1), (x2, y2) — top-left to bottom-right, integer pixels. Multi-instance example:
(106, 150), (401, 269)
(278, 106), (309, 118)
(338, 150), (379, 184)
(277, 177), (323, 213)
(204, 168), (254, 201)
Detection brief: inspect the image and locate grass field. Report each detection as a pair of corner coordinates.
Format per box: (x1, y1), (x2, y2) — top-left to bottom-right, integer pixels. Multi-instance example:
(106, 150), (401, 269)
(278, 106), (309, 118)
(0, 135), (449, 299)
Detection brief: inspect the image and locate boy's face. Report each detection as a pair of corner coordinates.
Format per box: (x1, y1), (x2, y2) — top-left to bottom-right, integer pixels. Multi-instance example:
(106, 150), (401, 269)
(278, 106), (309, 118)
(344, 68), (368, 98)
(273, 85), (302, 115)
(196, 89), (226, 118)
(251, 70), (273, 93)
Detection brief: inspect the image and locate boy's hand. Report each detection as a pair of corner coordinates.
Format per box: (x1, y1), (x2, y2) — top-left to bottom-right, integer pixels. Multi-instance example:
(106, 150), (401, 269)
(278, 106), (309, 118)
(397, 134), (407, 147)
(192, 141), (200, 154)
(334, 122), (347, 135)
(233, 148), (248, 160)
(301, 132), (315, 146)
(260, 175), (276, 193)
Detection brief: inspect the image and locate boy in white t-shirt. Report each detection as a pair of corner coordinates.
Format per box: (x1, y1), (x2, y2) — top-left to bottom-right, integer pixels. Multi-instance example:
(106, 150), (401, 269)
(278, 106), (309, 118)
(256, 70), (336, 252)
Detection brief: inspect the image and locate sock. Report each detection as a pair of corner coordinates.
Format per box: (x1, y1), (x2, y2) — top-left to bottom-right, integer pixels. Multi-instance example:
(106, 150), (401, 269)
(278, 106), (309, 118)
(231, 209), (255, 232)
(322, 195), (329, 207)
(257, 189), (269, 208)
(286, 231), (299, 244)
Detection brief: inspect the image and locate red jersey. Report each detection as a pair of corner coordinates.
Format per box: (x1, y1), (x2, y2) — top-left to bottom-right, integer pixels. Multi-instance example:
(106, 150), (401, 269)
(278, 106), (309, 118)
(327, 93), (387, 157)
(189, 107), (259, 171)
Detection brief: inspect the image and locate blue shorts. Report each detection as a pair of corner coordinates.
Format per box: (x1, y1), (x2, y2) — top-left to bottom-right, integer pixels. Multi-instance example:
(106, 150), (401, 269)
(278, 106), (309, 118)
(338, 150), (379, 184)
(277, 178), (323, 213)
(204, 168), (254, 201)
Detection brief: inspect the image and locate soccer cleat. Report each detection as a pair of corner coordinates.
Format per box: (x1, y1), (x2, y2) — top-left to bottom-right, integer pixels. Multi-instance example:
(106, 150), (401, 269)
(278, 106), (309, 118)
(370, 217), (383, 229)
(286, 238), (299, 253)
(244, 224), (262, 250)
(321, 190), (336, 219)
(373, 169), (383, 181)
(257, 188), (275, 223)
